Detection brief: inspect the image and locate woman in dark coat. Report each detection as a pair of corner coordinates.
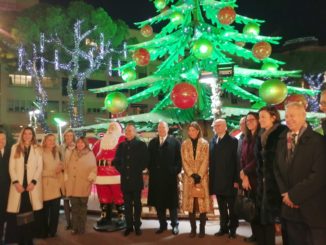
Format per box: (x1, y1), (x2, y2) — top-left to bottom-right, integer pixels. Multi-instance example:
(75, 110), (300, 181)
(255, 106), (287, 245)
(240, 112), (260, 242)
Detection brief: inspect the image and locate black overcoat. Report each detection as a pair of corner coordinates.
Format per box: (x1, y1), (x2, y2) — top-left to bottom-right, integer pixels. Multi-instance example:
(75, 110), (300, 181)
(209, 133), (238, 196)
(113, 138), (149, 192)
(147, 135), (181, 209)
(256, 124), (287, 225)
(274, 126), (326, 228)
(0, 146), (10, 222)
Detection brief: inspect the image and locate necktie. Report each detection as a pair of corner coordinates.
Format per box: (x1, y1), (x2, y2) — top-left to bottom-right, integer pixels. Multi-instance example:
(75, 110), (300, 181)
(160, 137), (164, 146)
(291, 133), (297, 153)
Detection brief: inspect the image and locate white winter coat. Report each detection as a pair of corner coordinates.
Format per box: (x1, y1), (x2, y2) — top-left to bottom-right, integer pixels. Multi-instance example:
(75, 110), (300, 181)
(7, 144), (43, 213)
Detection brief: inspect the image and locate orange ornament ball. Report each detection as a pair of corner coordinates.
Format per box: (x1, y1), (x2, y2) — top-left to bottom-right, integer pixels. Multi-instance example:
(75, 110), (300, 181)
(252, 41), (272, 60)
(141, 25), (153, 38)
(218, 7), (236, 25)
(132, 48), (150, 66)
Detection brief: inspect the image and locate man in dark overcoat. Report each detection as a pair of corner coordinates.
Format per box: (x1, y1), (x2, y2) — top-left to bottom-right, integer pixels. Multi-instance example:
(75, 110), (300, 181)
(209, 119), (239, 239)
(147, 121), (182, 235)
(0, 130), (10, 244)
(274, 102), (326, 245)
(113, 124), (149, 236)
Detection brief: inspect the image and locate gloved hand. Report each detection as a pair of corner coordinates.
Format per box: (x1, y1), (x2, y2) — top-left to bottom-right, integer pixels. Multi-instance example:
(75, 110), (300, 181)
(191, 173), (201, 184)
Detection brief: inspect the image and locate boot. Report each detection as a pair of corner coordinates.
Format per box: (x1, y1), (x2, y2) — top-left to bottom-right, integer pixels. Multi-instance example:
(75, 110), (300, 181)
(199, 213), (206, 238)
(189, 213), (196, 238)
(116, 204), (125, 226)
(97, 203), (112, 226)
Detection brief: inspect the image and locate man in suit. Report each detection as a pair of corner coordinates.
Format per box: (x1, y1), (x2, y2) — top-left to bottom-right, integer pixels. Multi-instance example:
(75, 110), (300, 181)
(0, 130), (10, 244)
(147, 121), (182, 235)
(274, 102), (326, 245)
(113, 124), (148, 236)
(319, 89), (326, 135)
(209, 119), (239, 239)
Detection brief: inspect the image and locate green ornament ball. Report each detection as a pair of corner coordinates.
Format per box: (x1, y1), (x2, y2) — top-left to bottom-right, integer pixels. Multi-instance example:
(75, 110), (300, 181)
(259, 79), (288, 105)
(104, 92), (128, 114)
(170, 12), (184, 26)
(154, 0), (166, 10)
(121, 68), (137, 82)
(261, 62), (278, 72)
(243, 22), (260, 35)
(192, 38), (213, 59)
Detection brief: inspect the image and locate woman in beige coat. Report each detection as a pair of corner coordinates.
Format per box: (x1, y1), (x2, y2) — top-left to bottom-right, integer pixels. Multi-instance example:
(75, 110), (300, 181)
(181, 122), (211, 238)
(42, 134), (64, 237)
(60, 129), (76, 230)
(65, 136), (97, 234)
(6, 126), (43, 244)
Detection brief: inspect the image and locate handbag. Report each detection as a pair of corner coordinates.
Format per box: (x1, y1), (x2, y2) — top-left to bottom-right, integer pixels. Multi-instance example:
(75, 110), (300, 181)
(234, 190), (256, 222)
(190, 184), (205, 198)
(16, 211), (34, 226)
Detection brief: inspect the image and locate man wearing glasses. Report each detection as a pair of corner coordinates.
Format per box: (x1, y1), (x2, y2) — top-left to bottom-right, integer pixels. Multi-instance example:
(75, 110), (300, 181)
(319, 89), (326, 136)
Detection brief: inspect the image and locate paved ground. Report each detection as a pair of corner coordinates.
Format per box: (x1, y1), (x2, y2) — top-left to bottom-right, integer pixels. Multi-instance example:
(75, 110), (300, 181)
(31, 215), (282, 245)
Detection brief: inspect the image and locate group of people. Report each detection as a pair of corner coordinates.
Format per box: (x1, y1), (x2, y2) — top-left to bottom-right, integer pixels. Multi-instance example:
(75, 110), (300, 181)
(0, 91), (325, 245)
(0, 128), (97, 244)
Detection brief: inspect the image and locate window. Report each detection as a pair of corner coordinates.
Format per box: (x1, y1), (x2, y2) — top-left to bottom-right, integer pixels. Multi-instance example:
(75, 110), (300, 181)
(8, 74), (32, 87)
(47, 101), (60, 113)
(7, 99), (33, 112)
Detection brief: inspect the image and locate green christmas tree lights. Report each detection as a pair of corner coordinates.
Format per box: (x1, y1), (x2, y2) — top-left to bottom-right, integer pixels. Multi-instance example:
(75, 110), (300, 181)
(90, 0), (317, 122)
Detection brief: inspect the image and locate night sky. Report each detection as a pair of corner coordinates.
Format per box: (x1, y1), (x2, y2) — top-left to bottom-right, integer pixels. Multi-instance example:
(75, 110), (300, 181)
(41, 0), (326, 44)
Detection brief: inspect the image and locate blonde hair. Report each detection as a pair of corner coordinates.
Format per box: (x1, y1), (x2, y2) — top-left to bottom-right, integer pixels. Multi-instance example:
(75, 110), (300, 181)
(42, 133), (59, 158)
(63, 129), (76, 144)
(14, 126), (38, 159)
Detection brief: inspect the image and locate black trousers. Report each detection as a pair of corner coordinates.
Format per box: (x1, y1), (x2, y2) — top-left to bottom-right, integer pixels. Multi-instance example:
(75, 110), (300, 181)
(283, 219), (326, 245)
(44, 198), (61, 236)
(216, 194), (238, 233)
(254, 223), (275, 245)
(123, 190), (142, 229)
(155, 207), (178, 228)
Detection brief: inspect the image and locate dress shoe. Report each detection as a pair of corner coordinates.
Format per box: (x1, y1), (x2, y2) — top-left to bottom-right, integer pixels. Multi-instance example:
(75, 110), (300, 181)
(65, 225), (72, 230)
(214, 230), (228, 236)
(135, 228), (142, 236)
(124, 228), (134, 236)
(172, 226), (179, 235)
(155, 227), (167, 234)
(244, 235), (256, 243)
(229, 232), (236, 239)
(71, 230), (78, 235)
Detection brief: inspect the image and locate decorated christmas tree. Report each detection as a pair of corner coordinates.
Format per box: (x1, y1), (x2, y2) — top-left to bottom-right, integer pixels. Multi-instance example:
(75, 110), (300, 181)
(89, 0), (317, 125)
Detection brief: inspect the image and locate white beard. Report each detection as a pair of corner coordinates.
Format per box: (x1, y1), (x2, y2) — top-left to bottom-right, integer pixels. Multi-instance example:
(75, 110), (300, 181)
(100, 131), (121, 150)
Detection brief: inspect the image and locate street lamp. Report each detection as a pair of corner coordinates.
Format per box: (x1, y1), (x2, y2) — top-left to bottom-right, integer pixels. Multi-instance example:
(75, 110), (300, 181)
(54, 117), (67, 144)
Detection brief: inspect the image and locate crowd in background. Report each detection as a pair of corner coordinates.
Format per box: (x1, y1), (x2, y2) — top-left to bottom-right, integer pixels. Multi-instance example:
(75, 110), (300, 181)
(0, 90), (326, 245)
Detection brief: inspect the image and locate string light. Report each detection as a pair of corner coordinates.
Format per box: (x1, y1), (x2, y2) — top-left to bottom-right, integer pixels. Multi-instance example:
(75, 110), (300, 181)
(18, 20), (128, 132)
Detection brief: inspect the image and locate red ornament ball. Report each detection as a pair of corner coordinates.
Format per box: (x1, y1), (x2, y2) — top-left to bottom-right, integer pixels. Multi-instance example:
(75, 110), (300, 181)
(285, 94), (308, 109)
(171, 83), (198, 109)
(140, 25), (153, 38)
(132, 48), (150, 66)
(252, 41), (272, 60)
(218, 7), (236, 25)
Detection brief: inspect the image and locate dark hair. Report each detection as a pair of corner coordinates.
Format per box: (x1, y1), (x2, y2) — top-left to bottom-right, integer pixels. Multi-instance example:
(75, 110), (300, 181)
(245, 112), (260, 141)
(76, 136), (91, 151)
(188, 121), (202, 139)
(14, 126), (38, 159)
(258, 106), (281, 124)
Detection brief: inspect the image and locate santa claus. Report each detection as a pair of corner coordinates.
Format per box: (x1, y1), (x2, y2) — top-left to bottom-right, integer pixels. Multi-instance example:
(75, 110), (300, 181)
(93, 122), (125, 228)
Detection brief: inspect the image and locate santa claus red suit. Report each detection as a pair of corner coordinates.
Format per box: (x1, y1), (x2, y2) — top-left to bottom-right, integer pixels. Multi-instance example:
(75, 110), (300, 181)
(93, 122), (125, 226)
